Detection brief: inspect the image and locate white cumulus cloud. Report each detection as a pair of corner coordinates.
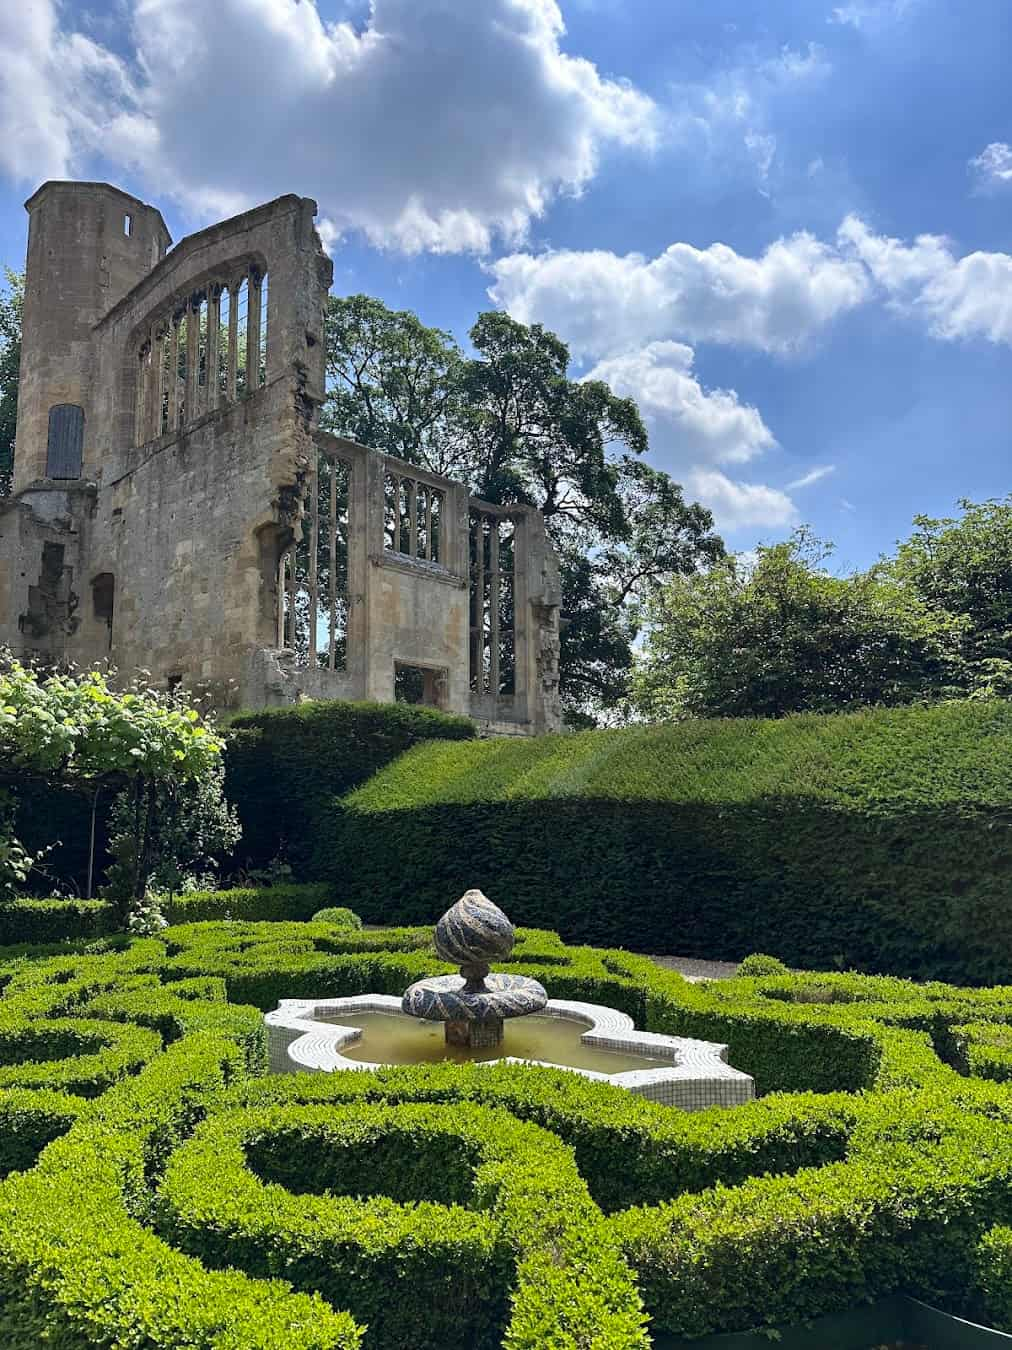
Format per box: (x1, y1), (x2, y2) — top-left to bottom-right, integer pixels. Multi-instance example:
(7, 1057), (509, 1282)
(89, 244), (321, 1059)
(585, 342), (776, 466)
(970, 142), (1012, 191)
(488, 231), (870, 357)
(839, 214), (1012, 344)
(685, 470), (798, 532)
(0, 0), (658, 254)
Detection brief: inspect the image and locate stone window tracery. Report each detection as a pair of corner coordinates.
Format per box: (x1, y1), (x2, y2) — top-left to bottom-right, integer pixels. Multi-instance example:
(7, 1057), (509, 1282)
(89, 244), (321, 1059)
(470, 509), (516, 697)
(278, 451), (352, 670)
(133, 265), (269, 447)
(383, 471), (444, 563)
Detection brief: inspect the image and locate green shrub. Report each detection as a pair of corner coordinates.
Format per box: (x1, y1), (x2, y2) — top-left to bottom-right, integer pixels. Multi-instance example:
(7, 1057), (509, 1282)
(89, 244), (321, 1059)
(155, 1099), (648, 1350)
(737, 952), (789, 977)
(225, 699), (476, 873)
(0, 898), (116, 945)
(953, 1022), (1012, 1083)
(0, 1017), (162, 1097)
(311, 906), (363, 929)
(314, 700), (1012, 982)
(0, 1088), (85, 1177)
(977, 1225), (1012, 1331)
(3, 920), (1012, 1341)
(165, 884), (334, 924)
(0, 1035), (363, 1348)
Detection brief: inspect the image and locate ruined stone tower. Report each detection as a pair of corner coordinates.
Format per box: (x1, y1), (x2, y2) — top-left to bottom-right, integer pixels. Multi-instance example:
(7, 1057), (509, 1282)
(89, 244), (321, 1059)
(0, 181), (562, 734)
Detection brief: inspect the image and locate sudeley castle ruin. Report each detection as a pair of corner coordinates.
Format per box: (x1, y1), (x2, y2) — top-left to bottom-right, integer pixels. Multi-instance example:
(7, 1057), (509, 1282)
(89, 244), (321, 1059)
(0, 182), (562, 734)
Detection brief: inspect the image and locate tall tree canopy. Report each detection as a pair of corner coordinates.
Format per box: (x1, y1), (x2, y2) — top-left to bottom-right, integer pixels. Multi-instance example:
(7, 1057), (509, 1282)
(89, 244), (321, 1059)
(631, 530), (961, 721)
(883, 496), (1012, 698)
(324, 295), (725, 722)
(0, 269), (22, 497)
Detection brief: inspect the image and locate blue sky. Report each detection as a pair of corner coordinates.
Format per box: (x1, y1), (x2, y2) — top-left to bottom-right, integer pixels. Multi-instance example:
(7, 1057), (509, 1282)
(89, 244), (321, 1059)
(1, 0), (1009, 567)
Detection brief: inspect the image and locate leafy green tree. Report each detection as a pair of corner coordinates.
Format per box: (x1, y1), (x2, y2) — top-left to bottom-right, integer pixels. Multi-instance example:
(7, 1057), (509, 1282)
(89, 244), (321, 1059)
(0, 269), (22, 496)
(631, 530), (961, 721)
(103, 759), (239, 909)
(0, 658), (233, 907)
(886, 497), (1012, 696)
(324, 296), (724, 721)
(323, 294), (473, 479)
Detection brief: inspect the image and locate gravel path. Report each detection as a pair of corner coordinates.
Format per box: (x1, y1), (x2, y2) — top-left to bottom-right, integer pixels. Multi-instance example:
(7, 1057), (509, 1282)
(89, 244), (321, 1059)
(645, 955), (739, 982)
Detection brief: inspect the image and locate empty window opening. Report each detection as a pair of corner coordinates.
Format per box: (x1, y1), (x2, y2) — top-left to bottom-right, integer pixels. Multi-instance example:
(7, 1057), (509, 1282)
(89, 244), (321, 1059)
(470, 511), (516, 697)
(395, 663), (447, 709)
(235, 277), (249, 395)
(92, 573), (115, 651)
(124, 213), (132, 237)
(258, 272), (269, 388)
(278, 452), (352, 671)
(218, 286), (231, 396)
(46, 404), (84, 479)
(383, 472), (444, 563)
(196, 295), (209, 391)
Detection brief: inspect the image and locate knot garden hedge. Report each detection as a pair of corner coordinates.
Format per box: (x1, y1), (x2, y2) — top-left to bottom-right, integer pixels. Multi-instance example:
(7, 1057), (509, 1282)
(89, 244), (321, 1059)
(7, 917), (1012, 1345)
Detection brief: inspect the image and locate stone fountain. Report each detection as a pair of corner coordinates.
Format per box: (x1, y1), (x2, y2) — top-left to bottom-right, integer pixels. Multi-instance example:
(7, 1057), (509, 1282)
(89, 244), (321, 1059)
(265, 890), (755, 1110)
(401, 890), (547, 1048)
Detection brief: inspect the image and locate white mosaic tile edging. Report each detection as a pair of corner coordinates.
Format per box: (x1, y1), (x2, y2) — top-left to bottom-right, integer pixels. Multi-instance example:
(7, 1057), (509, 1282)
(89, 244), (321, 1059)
(264, 995), (754, 1110)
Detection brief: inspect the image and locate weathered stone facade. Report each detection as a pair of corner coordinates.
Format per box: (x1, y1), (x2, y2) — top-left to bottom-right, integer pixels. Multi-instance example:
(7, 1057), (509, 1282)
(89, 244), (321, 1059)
(0, 181), (562, 733)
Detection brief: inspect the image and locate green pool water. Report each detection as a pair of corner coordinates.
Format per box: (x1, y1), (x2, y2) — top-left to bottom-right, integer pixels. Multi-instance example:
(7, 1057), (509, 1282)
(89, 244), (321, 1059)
(320, 1010), (671, 1075)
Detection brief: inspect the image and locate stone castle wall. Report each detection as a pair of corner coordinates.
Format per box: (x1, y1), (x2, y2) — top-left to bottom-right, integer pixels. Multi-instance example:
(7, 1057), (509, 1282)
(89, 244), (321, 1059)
(0, 180), (561, 734)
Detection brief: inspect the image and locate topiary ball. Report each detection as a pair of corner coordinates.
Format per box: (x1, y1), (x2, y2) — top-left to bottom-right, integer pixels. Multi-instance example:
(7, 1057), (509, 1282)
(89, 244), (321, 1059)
(310, 907), (363, 930)
(736, 952), (789, 977)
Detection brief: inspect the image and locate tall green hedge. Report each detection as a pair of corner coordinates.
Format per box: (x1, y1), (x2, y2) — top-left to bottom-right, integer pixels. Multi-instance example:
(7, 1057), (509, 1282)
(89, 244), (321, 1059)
(313, 700), (1012, 983)
(225, 700), (476, 872)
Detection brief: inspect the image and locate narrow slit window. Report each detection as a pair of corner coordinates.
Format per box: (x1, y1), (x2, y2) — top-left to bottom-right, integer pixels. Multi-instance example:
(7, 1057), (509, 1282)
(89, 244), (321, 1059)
(124, 213), (132, 237)
(235, 277), (249, 395)
(258, 272), (269, 387)
(218, 286), (231, 395)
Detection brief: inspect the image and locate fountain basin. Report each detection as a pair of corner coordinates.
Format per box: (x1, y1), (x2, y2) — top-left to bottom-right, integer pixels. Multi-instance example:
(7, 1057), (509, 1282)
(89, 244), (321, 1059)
(265, 994), (754, 1109)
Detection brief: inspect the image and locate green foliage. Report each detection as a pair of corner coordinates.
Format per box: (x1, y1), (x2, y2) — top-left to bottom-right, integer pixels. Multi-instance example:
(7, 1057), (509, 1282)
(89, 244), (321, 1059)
(0, 1034), (361, 1348)
(0, 1088), (84, 1178)
(0, 660), (224, 782)
(4, 921), (1012, 1340)
(0, 658), (230, 903)
(313, 698), (1012, 981)
(952, 1022), (1012, 1083)
(0, 269), (21, 497)
(977, 1225), (1012, 1332)
(324, 295), (724, 721)
(311, 906), (363, 929)
(632, 530), (960, 721)
(0, 898), (115, 946)
(103, 758), (240, 906)
(165, 884), (335, 924)
(887, 496), (1012, 692)
(737, 953), (789, 977)
(225, 699), (476, 873)
(156, 1099), (648, 1349)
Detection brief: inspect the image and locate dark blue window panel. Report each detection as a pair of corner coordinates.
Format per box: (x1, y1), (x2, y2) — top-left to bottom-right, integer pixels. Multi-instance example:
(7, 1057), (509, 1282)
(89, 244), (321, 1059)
(46, 404), (84, 479)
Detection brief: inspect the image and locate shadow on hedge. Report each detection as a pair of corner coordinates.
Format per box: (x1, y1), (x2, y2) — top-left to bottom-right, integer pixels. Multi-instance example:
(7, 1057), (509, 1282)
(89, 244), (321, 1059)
(319, 797), (1012, 984)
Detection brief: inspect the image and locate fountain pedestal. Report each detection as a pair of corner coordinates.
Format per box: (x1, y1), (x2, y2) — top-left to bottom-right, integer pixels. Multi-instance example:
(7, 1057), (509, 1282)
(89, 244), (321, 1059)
(400, 890), (547, 1050)
(445, 1018), (501, 1048)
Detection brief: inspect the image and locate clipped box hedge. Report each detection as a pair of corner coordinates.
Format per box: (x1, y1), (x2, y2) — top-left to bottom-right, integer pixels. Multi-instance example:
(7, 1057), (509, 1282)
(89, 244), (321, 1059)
(3, 918), (1012, 1341)
(313, 699), (1012, 983)
(165, 884), (336, 925)
(0, 899), (116, 946)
